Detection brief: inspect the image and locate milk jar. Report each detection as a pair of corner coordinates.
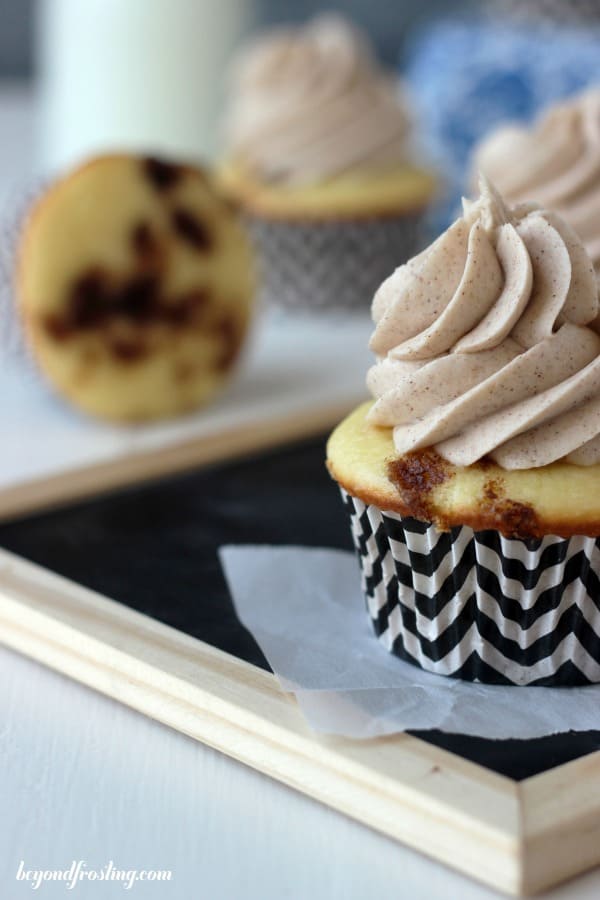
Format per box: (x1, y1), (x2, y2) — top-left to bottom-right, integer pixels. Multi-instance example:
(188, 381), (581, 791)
(37, 0), (254, 173)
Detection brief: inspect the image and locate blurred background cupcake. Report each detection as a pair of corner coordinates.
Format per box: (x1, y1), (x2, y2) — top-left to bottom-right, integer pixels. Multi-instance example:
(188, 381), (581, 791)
(471, 88), (600, 278)
(219, 14), (436, 313)
(405, 0), (600, 229)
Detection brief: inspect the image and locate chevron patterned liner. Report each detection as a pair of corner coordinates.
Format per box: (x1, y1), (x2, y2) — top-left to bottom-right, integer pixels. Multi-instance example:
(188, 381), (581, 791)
(342, 489), (600, 686)
(244, 212), (423, 312)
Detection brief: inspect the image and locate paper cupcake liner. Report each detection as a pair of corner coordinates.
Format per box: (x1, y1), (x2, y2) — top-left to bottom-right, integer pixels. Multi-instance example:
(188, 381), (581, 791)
(0, 181), (44, 375)
(244, 212), (424, 313)
(341, 489), (600, 686)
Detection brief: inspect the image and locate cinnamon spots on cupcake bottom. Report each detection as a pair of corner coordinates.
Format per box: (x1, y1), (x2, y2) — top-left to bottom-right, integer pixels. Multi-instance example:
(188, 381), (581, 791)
(42, 269), (219, 365)
(482, 479), (541, 540)
(386, 451), (540, 538)
(387, 450), (451, 524)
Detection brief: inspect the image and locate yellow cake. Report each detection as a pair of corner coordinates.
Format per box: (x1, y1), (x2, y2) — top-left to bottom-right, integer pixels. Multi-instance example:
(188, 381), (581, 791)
(328, 403), (600, 539)
(219, 160), (435, 222)
(18, 154), (254, 422)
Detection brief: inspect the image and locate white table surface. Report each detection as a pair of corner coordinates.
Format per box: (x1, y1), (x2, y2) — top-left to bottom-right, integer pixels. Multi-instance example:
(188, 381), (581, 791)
(1, 83), (599, 900)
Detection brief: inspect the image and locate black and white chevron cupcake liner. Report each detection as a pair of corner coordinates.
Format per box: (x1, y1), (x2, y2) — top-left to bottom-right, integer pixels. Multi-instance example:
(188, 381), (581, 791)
(244, 212), (424, 313)
(342, 489), (600, 686)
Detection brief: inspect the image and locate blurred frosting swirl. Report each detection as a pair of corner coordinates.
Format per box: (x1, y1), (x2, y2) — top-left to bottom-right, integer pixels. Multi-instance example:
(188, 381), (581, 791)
(224, 14), (411, 183)
(473, 90), (600, 269)
(368, 177), (600, 469)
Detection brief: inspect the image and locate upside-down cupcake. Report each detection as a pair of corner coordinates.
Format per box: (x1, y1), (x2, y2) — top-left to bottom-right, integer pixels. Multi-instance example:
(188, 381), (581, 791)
(472, 88), (600, 277)
(327, 176), (600, 686)
(219, 14), (435, 312)
(17, 154), (255, 422)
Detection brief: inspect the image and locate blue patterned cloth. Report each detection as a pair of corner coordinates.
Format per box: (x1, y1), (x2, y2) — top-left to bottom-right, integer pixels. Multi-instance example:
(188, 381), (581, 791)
(404, 16), (600, 229)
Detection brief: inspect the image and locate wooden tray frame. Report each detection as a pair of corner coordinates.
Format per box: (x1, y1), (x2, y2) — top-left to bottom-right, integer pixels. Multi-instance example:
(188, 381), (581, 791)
(0, 401), (351, 523)
(0, 547), (599, 896)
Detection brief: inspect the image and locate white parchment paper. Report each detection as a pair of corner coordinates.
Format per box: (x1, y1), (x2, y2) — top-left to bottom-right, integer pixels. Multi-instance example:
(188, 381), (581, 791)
(220, 545), (600, 739)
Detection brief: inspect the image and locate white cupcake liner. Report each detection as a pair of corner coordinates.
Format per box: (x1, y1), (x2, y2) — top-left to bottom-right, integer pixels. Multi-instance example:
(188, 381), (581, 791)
(244, 212), (424, 312)
(0, 181), (45, 375)
(342, 488), (600, 686)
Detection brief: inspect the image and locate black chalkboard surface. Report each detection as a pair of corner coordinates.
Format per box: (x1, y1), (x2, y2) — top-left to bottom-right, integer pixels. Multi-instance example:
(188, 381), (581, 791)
(1, 435), (599, 781)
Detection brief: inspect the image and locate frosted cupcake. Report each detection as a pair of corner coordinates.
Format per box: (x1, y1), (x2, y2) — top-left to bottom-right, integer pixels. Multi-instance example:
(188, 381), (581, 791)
(219, 14), (435, 312)
(327, 177), (600, 686)
(472, 89), (600, 276)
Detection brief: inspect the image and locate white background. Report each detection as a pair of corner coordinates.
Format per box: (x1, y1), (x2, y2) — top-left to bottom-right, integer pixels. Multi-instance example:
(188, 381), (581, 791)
(1, 85), (599, 900)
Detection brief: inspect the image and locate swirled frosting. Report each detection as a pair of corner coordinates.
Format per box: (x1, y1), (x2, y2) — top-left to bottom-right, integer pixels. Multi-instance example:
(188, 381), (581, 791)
(368, 177), (600, 469)
(473, 90), (600, 269)
(224, 14), (411, 183)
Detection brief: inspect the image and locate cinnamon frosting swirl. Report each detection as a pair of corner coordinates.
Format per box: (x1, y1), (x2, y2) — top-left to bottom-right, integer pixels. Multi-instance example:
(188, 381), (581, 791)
(473, 90), (600, 269)
(368, 178), (600, 469)
(225, 14), (411, 183)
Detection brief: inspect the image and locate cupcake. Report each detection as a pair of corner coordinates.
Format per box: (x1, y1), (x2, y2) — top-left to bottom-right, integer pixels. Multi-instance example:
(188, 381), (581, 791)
(327, 176), (600, 686)
(17, 154), (255, 422)
(472, 89), (600, 276)
(219, 14), (435, 312)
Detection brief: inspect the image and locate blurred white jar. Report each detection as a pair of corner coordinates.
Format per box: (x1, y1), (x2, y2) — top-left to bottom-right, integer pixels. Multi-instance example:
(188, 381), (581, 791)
(37, 0), (254, 175)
